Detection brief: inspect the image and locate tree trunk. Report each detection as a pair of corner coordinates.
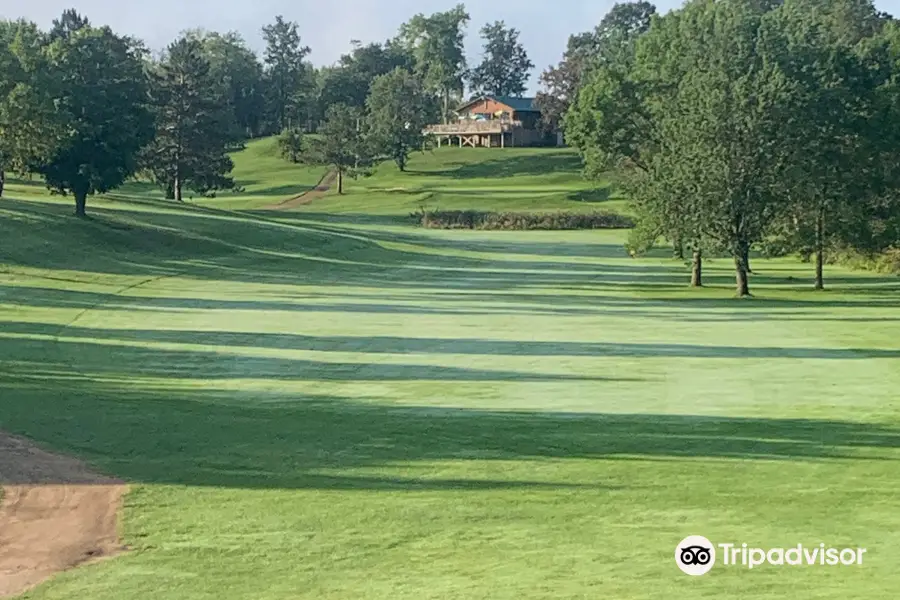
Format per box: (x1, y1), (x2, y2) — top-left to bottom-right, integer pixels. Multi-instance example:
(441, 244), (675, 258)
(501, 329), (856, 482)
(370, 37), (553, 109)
(0, 169), (5, 198)
(734, 246), (751, 297)
(174, 174), (183, 202)
(743, 245), (752, 274)
(673, 238), (684, 260)
(338, 169), (343, 195)
(691, 248), (703, 287)
(74, 189), (88, 217)
(814, 206), (825, 291)
(442, 90), (450, 125)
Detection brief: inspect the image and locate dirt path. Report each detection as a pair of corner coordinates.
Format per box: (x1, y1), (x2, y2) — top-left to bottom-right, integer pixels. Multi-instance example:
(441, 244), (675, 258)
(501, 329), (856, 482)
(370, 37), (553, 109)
(0, 432), (126, 598)
(267, 170), (338, 211)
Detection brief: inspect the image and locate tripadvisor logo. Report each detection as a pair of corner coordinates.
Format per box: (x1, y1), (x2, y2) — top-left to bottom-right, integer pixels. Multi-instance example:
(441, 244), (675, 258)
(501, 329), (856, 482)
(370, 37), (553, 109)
(676, 536), (716, 576)
(675, 536), (866, 576)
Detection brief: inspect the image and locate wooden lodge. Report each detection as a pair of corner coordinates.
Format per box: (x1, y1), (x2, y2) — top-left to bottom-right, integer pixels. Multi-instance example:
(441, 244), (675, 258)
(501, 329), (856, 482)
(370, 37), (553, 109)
(425, 95), (562, 148)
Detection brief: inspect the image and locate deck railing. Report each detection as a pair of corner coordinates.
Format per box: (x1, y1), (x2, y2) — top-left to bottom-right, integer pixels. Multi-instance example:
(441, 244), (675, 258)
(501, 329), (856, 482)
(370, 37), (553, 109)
(425, 120), (523, 134)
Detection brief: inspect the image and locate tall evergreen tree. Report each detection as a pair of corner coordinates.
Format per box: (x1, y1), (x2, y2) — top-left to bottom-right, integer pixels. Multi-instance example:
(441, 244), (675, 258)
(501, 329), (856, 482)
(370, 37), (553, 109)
(468, 21), (533, 97)
(262, 16), (312, 132)
(141, 36), (235, 202)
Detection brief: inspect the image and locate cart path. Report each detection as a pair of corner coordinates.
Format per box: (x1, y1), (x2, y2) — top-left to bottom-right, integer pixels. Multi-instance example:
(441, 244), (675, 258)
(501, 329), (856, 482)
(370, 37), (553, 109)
(0, 432), (126, 598)
(268, 170), (338, 210)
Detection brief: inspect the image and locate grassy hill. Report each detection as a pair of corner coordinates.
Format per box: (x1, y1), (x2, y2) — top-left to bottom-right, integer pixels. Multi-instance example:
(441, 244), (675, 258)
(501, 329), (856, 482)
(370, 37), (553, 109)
(2, 137), (328, 211)
(283, 145), (629, 220)
(3, 140), (622, 217)
(1, 141), (899, 599)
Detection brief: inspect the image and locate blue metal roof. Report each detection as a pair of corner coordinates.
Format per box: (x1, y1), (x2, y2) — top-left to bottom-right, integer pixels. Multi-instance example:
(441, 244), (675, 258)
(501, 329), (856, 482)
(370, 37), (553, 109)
(493, 96), (538, 112)
(458, 95), (539, 113)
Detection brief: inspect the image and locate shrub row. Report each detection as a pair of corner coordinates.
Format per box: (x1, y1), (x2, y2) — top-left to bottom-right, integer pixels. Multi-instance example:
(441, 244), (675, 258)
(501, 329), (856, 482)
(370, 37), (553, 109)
(410, 209), (634, 231)
(831, 246), (900, 275)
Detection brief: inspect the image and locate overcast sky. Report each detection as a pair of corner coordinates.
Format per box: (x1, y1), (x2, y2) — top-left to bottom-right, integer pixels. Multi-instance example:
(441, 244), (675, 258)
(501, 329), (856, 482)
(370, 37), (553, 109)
(3, 0), (900, 94)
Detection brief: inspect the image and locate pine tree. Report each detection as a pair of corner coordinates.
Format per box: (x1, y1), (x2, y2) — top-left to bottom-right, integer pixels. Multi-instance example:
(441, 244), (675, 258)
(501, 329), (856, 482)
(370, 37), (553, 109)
(142, 36), (235, 202)
(262, 16), (312, 132)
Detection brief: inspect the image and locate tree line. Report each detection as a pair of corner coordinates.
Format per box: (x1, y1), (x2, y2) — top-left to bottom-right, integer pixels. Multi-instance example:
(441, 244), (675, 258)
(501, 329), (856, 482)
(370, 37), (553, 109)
(542, 0), (900, 294)
(0, 6), (534, 213)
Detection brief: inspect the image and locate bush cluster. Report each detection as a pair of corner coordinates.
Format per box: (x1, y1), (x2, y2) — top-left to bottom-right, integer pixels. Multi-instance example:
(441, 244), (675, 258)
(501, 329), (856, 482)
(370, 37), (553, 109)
(831, 246), (900, 275)
(410, 208), (634, 230)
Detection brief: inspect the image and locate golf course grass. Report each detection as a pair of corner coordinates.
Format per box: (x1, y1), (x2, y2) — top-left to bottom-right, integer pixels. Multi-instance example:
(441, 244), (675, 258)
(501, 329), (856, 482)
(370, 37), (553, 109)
(1, 143), (899, 599)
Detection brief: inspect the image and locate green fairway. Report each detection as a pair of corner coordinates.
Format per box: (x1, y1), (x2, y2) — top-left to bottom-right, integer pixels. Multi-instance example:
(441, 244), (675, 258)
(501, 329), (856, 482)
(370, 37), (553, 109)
(280, 145), (628, 222)
(1, 147), (899, 599)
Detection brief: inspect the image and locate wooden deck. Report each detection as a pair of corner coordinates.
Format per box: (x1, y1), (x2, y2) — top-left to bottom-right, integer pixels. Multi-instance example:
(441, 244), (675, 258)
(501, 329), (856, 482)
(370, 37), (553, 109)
(424, 120), (534, 148)
(425, 120), (522, 135)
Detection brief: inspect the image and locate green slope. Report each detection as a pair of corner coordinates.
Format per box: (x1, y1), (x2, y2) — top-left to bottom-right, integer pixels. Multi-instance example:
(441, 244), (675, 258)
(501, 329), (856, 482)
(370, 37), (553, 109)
(2, 138), (620, 216)
(287, 146), (628, 219)
(1, 150), (899, 600)
(2, 137), (328, 211)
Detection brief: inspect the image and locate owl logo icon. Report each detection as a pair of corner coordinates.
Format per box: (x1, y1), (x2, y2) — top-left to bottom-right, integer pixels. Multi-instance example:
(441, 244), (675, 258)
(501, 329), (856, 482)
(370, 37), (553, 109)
(675, 536), (716, 576)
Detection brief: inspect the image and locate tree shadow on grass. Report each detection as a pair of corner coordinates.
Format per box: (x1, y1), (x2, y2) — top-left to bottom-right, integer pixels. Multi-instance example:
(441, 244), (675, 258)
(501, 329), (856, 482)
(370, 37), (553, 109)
(4, 322), (900, 361)
(408, 152), (583, 180)
(5, 176), (47, 191)
(568, 188), (614, 203)
(0, 333), (630, 383)
(257, 211), (410, 227)
(232, 182), (318, 197)
(0, 373), (898, 491)
(2, 200), (897, 316)
(3, 279), (899, 323)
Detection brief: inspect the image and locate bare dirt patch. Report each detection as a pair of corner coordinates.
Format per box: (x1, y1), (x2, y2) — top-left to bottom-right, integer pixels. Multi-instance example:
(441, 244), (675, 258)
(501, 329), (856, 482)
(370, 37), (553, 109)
(268, 170), (338, 210)
(0, 432), (126, 598)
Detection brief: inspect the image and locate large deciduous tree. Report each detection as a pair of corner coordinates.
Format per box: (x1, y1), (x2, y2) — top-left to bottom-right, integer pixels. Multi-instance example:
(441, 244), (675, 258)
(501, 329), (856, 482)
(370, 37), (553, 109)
(308, 104), (373, 194)
(141, 36), (235, 202)
(316, 40), (415, 119)
(277, 126), (305, 163)
(262, 15), (312, 132)
(534, 34), (598, 134)
(37, 22), (154, 216)
(761, 0), (897, 290)
(399, 4), (470, 123)
(592, 1), (657, 69)
(569, 0), (789, 296)
(536, 2), (655, 134)
(48, 8), (89, 42)
(190, 30), (266, 140)
(366, 68), (432, 171)
(468, 21), (533, 97)
(0, 19), (61, 195)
